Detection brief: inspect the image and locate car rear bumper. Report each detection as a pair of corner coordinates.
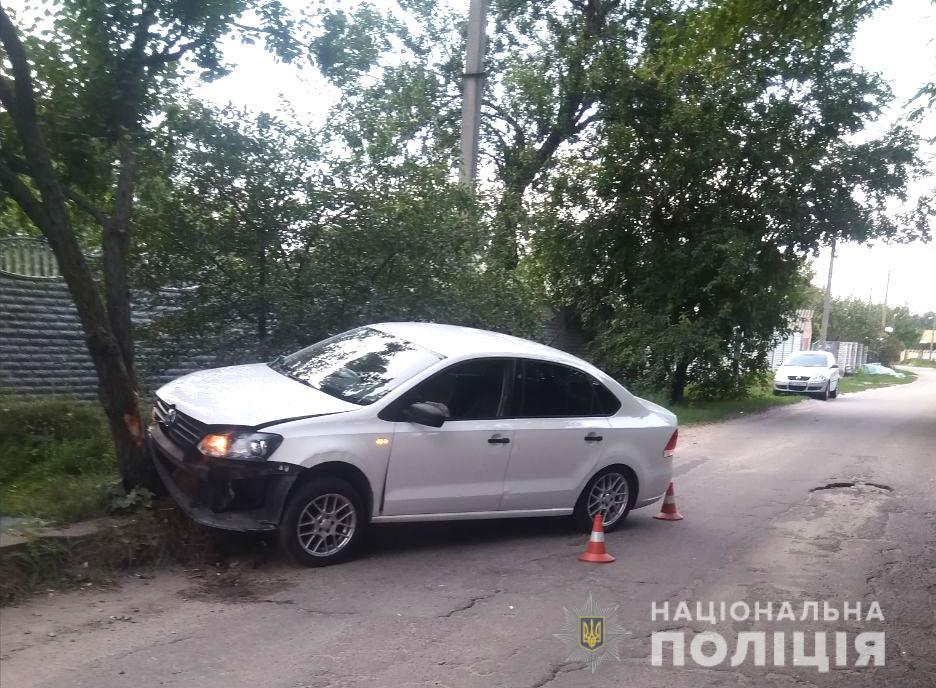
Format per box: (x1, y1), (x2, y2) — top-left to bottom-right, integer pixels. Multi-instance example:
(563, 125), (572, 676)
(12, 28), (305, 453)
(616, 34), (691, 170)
(632, 454), (672, 510)
(148, 424), (298, 532)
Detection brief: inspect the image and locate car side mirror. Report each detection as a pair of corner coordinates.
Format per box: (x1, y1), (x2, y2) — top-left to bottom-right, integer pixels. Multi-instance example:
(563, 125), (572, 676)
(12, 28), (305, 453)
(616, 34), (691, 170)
(403, 402), (447, 427)
(831, 364), (839, 369)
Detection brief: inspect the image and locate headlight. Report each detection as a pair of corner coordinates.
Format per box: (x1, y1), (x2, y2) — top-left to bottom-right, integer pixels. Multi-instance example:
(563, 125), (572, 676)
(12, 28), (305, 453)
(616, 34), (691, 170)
(812, 374), (827, 382)
(197, 432), (283, 460)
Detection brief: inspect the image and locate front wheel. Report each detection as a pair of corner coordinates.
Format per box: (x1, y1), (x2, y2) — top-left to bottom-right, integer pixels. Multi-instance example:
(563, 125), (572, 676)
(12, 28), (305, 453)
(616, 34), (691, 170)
(573, 468), (636, 533)
(278, 477), (366, 567)
(829, 383), (838, 399)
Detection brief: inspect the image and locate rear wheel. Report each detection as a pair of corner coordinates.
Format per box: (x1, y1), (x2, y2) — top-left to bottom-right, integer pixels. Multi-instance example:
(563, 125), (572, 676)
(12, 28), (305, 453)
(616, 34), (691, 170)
(278, 477), (366, 567)
(573, 468), (635, 533)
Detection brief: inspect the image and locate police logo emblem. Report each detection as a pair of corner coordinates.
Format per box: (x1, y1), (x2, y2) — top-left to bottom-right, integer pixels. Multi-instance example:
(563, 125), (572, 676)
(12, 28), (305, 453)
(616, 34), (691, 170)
(554, 593), (625, 672)
(580, 616), (604, 652)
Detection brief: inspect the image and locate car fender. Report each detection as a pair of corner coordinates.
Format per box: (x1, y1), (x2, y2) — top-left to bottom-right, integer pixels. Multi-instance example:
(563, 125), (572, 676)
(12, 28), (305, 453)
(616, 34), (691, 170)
(261, 415), (393, 518)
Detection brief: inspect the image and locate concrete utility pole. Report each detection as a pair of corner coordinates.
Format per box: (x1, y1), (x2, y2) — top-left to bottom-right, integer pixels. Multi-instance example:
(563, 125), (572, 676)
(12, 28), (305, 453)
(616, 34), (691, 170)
(819, 239), (835, 347)
(459, 0), (488, 187)
(880, 268), (891, 330)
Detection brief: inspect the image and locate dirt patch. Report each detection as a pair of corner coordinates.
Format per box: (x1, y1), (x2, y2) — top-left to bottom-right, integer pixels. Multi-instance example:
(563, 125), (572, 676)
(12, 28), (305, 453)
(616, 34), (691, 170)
(0, 500), (274, 605)
(178, 563), (292, 603)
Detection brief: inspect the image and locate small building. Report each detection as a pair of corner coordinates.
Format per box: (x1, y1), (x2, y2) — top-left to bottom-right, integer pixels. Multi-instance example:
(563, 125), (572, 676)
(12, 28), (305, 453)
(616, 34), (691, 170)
(768, 309), (813, 369)
(902, 330), (936, 362)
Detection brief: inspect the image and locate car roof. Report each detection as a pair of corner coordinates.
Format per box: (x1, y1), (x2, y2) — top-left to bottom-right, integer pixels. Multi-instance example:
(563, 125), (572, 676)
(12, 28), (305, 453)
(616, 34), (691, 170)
(370, 322), (587, 365)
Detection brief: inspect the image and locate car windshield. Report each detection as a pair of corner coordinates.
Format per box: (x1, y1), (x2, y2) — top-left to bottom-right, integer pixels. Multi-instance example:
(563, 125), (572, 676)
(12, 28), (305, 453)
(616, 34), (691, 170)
(784, 353), (829, 367)
(270, 327), (443, 405)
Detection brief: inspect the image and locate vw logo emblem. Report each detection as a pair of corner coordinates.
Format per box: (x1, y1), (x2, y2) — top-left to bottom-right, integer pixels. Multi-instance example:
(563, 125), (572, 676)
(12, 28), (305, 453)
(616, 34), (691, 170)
(165, 406), (178, 427)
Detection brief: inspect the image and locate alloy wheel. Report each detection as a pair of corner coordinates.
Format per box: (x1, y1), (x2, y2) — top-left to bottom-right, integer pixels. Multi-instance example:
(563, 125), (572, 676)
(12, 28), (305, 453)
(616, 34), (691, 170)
(587, 472), (630, 527)
(296, 493), (357, 557)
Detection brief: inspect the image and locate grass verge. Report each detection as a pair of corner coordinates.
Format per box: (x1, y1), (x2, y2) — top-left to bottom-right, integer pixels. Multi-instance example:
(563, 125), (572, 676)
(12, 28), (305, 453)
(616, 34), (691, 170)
(839, 370), (917, 394)
(668, 389), (803, 425)
(0, 397), (119, 524)
(900, 359), (936, 369)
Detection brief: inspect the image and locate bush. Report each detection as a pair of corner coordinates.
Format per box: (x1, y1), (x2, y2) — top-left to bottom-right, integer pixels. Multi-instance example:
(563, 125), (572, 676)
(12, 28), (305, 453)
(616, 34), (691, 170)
(0, 397), (117, 523)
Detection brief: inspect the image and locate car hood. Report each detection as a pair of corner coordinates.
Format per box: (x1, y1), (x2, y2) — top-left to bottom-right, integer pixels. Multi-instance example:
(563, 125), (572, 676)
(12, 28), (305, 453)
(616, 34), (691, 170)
(776, 365), (828, 378)
(155, 363), (359, 426)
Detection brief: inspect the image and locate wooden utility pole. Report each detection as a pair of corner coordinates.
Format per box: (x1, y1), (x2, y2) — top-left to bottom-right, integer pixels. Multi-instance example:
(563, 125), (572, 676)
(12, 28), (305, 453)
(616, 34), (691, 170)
(459, 0), (487, 187)
(819, 239), (835, 347)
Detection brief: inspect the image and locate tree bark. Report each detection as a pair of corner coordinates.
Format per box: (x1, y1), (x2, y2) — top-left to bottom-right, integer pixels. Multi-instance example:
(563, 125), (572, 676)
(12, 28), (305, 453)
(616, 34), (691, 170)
(102, 134), (138, 384)
(0, 7), (147, 487)
(257, 221), (269, 356)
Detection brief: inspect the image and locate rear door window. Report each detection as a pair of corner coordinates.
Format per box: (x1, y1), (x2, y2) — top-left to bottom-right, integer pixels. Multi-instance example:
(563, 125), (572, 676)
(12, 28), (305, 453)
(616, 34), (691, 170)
(512, 360), (620, 418)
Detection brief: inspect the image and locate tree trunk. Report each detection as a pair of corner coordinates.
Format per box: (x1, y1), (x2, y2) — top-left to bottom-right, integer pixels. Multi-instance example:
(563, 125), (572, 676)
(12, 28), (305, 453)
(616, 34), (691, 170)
(0, 7), (147, 488)
(670, 357), (690, 405)
(257, 222), (269, 356)
(102, 134), (138, 384)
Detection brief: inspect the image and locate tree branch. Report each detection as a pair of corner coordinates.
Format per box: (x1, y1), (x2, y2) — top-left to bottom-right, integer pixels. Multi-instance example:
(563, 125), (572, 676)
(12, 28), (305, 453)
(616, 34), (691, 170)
(65, 187), (108, 226)
(143, 34), (213, 66)
(0, 74), (14, 112)
(0, 155), (50, 230)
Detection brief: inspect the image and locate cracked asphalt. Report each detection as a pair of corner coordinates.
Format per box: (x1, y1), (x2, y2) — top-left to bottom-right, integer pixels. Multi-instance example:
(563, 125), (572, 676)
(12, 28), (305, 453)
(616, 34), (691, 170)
(2, 368), (934, 687)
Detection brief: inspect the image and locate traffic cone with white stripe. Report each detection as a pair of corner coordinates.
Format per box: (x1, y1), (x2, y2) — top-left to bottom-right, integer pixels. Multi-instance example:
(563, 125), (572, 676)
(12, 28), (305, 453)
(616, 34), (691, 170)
(579, 514), (615, 563)
(653, 482), (683, 521)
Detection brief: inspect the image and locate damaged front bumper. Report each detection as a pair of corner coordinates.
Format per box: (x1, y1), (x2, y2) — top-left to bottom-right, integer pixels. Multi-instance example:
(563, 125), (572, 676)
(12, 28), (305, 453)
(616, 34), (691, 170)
(148, 424), (298, 532)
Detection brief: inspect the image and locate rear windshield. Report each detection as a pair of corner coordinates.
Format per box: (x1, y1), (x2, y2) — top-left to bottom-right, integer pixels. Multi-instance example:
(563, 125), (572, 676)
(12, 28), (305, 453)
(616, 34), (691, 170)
(785, 353), (829, 367)
(270, 327), (442, 405)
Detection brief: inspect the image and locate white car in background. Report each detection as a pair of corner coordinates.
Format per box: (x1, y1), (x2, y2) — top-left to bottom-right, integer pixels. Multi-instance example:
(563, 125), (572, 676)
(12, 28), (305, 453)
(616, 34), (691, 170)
(147, 323), (677, 566)
(773, 351), (840, 400)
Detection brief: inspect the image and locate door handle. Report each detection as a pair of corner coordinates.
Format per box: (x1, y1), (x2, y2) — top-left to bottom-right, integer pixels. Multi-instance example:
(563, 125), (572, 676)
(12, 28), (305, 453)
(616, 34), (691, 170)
(584, 433), (603, 442)
(488, 434), (510, 444)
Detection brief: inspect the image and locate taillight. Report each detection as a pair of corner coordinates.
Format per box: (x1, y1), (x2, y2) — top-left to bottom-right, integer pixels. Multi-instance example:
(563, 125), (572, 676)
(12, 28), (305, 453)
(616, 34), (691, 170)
(663, 429), (678, 458)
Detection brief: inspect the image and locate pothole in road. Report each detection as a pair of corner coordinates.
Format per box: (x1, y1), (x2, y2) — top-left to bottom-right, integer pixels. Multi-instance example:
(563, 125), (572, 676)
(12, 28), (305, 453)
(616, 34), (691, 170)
(810, 481), (894, 493)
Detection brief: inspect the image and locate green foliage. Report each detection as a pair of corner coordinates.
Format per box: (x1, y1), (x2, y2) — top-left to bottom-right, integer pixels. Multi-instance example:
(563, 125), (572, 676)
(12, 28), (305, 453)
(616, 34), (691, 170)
(133, 104), (544, 366)
(523, 0), (926, 402)
(638, 377), (804, 425)
(838, 369), (916, 393)
(876, 335), (903, 365)
(0, 397), (117, 523)
(807, 297), (924, 359)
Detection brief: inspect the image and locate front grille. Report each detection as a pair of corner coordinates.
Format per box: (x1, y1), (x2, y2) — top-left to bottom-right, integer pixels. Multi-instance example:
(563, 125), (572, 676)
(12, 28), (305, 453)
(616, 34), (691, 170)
(788, 375), (810, 381)
(153, 396), (207, 450)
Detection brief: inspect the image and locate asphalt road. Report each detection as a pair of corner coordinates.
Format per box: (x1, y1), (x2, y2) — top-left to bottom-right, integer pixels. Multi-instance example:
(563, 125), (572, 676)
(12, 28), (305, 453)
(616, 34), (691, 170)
(2, 368), (934, 688)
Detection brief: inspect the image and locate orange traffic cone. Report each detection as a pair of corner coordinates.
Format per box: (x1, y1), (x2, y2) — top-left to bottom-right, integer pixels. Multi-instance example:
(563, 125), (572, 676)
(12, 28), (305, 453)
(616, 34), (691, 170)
(579, 514), (615, 563)
(653, 482), (684, 521)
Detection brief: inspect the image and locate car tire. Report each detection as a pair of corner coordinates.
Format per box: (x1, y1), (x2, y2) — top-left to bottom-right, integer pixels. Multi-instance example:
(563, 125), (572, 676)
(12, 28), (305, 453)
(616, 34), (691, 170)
(830, 383), (838, 399)
(278, 476), (366, 567)
(573, 468), (636, 534)
(817, 382), (830, 401)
